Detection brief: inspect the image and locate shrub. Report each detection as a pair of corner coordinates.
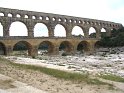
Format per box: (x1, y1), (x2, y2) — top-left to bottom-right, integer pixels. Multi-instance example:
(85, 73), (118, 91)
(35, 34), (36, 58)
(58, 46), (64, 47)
(62, 52), (67, 56)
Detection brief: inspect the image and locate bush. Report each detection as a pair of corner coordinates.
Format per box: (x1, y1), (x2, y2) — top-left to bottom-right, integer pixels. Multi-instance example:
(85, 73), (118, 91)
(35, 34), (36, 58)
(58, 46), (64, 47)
(62, 52), (67, 56)
(100, 27), (124, 47)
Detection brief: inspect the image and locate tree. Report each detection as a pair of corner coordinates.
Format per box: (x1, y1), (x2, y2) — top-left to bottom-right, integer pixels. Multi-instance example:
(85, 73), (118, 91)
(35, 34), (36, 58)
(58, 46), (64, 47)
(99, 27), (124, 47)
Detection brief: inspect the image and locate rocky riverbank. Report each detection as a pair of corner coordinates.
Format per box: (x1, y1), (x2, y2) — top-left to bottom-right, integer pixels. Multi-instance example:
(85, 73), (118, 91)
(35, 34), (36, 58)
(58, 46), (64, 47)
(0, 47), (124, 93)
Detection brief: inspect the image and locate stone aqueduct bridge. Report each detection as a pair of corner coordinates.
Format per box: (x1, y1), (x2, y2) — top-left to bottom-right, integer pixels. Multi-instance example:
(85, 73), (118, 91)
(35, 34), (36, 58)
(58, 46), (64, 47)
(0, 7), (123, 56)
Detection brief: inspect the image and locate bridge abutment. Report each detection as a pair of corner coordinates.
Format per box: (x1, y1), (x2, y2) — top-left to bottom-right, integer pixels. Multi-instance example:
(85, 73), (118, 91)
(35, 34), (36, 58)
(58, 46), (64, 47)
(49, 46), (59, 55)
(5, 45), (13, 56)
(29, 46), (38, 57)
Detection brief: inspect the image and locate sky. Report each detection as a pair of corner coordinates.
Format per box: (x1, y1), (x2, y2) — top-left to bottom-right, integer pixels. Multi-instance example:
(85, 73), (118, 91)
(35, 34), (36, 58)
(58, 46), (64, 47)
(0, 0), (124, 36)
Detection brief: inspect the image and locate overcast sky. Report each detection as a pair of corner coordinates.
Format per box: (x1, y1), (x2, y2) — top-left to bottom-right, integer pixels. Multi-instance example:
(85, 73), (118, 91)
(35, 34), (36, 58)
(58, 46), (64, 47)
(0, 0), (124, 24)
(0, 0), (124, 36)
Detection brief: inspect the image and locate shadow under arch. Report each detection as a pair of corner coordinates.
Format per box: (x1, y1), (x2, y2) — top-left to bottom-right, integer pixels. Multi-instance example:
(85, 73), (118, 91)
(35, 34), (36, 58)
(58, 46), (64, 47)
(54, 24), (66, 37)
(59, 41), (73, 55)
(77, 41), (90, 53)
(38, 41), (54, 55)
(13, 41), (32, 56)
(9, 21), (28, 36)
(94, 41), (102, 48)
(0, 42), (6, 55)
(94, 41), (107, 53)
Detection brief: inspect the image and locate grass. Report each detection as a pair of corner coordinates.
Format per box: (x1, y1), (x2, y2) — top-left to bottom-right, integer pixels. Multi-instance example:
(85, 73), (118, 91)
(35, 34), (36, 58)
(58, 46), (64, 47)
(99, 74), (124, 82)
(106, 64), (112, 67)
(11, 62), (89, 82)
(0, 57), (111, 85)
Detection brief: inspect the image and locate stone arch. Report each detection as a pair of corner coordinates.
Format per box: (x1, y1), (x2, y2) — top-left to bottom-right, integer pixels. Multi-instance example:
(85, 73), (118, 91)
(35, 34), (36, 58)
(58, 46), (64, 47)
(9, 21), (28, 36)
(94, 41), (103, 52)
(0, 12), (4, 16)
(89, 27), (97, 38)
(46, 16), (50, 21)
(52, 17), (56, 21)
(77, 41), (90, 53)
(59, 41), (73, 54)
(38, 41), (54, 55)
(8, 13), (12, 17)
(25, 15), (29, 18)
(72, 26), (84, 38)
(0, 22), (3, 36)
(54, 24), (66, 37)
(32, 15), (36, 19)
(16, 14), (21, 18)
(34, 23), (48, 37)
(13, 41), (32, 56)
(101, 28), (107, 37)
(0, 42), (6, 55)
(94, 41), (102, 48)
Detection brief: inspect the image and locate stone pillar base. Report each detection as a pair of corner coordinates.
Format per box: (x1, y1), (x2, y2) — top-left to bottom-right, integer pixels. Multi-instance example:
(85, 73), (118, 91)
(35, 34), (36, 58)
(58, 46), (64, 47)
(5, 46), (13, 56)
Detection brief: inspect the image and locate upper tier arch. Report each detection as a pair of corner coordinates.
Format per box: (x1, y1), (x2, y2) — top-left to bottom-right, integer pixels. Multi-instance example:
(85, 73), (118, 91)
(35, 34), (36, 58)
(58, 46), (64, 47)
(0, 7), (123, 38)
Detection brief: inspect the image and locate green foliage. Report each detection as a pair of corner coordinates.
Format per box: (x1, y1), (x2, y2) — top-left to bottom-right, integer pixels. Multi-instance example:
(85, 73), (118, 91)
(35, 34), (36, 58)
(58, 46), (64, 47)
(11, 62), (108, 84)
(0, 57), (108, 85)
(62, 52), (67, 56)
(100, 27), (124, 47)
(99, 74), (124, 82)
(89, 33), (96, 38)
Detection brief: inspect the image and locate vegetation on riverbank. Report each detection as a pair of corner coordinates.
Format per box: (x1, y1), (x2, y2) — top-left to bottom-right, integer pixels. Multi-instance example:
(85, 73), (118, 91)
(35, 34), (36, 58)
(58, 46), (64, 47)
(99, 27), (124, 47)
(99, 74), (124, 82)
(0, 57), (110, 85)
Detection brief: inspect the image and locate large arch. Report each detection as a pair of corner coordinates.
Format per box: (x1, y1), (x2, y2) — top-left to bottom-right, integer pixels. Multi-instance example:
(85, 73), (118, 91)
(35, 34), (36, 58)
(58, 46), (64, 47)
(34, 23), (48, 37)
(94, 41), (104, 52)
(94, 41), (102, 48)
(101, 28), (107, 38)
(38, 41), (54, 55)
(13, 41), (32, 56)
(72, 26), (84, 38)
(77, 41), (90, 53)
(9, 21), (28, 36)
(54, 24), (66, 37)
(89, 27), (96, 38)
(0, 23), (3, 36)
(0, 42), (6, 55)
(59, 41), (73, 55)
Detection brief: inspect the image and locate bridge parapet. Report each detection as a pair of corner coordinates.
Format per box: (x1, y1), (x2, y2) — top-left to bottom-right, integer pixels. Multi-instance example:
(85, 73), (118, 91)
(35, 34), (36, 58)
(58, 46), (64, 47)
(0, 7), (122, 28)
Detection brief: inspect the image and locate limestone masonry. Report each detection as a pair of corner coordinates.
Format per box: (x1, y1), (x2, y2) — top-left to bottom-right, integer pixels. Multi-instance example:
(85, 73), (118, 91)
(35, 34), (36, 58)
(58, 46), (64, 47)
(0, 7), (123, 56)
